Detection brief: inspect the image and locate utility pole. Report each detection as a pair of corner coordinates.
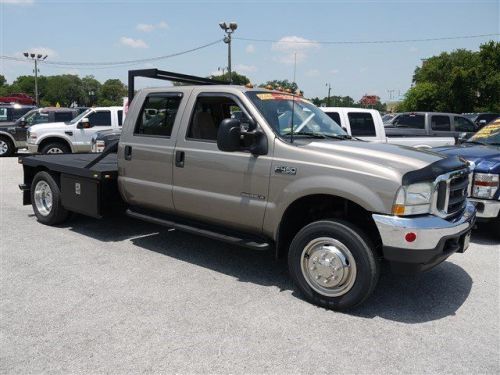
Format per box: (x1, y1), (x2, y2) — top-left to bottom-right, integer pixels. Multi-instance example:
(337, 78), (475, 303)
(326, 83), (332, 106)
(23, 52), (47, 106)
(219, 21), (237, 84)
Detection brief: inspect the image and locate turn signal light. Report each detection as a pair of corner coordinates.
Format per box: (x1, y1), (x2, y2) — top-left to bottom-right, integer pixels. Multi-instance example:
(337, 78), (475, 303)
(392, 204), (405, 215)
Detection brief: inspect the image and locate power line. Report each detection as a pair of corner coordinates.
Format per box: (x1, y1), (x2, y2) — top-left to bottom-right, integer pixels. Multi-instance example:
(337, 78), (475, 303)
(235, 33), (499, 45)
(0, 39), (222, 68)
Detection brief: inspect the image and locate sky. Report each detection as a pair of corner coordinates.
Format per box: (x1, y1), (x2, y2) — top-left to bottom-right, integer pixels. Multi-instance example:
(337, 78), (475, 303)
(0, 0), (498, 102)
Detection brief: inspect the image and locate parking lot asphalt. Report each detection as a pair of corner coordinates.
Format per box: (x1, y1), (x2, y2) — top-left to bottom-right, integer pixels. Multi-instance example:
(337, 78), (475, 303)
(1, 156), (499, 374)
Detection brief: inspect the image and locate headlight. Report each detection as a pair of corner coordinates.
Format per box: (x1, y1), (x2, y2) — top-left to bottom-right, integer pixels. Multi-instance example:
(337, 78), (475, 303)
(392, 182), (433, 216)
(27, 131), (37, 143)
(472, 173), (499, 199)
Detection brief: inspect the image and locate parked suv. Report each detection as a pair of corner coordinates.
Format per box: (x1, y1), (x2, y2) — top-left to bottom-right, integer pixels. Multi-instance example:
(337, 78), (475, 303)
(27, 106), (123, 154)
(0, 104), (36, 123)
(0, 107), (79, 157)
(385, 112), (476, 139)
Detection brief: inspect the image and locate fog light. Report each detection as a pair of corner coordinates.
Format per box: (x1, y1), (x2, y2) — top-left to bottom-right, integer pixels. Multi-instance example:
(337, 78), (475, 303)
(405, 232), (417, 242)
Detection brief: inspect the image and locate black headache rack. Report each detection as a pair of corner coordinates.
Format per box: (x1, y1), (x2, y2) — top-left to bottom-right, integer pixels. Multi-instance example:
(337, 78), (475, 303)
(127, 68), (229, 104)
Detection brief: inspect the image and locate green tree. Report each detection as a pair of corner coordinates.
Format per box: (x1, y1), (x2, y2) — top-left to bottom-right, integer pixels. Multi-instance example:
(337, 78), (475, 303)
(400, 41), (500, 112)
(81, 75), (102, 106)
(0, 74), (6, 87)
(99, 79), (127, 106)
(209, 71), (250, 86)
(44, 75), (83, 106)
(260, 79), (298, 92)
(310, 95), (356, 107)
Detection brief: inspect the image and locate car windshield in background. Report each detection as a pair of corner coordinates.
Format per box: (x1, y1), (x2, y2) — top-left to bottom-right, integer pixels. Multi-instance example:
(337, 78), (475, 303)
(246, 91), (347, 139)
(468, 123), (500, 145)
(67, 109), (92, 124)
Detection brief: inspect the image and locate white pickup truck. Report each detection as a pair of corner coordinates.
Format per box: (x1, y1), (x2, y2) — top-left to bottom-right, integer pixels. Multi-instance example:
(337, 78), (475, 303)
(321, 107), (456, 148)
(27, 106), (123, 154)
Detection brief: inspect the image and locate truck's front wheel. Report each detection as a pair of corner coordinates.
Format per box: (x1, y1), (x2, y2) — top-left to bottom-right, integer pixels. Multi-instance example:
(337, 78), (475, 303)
(31, 171), (69, 225)
(288, 220), (380, 311)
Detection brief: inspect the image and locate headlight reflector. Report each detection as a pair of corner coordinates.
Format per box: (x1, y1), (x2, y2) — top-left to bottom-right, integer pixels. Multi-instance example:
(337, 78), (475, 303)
(472, 173), (499, 199)
(392, 182), (433, 216)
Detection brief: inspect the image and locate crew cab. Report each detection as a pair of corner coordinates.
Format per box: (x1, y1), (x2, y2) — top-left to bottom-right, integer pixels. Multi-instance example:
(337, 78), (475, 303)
(385, 112), (477, 140)
(434, 121), (500, 221)
(27, 106), (123, 154)
(0, 107), (79, 157)
(321, 107), (455, 148)
(18, 69), (476, 311)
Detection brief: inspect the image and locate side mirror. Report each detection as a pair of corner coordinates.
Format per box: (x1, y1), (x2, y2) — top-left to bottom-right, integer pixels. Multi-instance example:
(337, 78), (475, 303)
(77, 118), (92, 129)
(217, 118), (241, 152)
(456, 132), (468, 144)
(19, 119), (27, 127)
(478, 119), (487, 125)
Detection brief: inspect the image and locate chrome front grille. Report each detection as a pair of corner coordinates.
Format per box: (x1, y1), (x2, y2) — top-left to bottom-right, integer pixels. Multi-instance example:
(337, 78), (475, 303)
(433, 168), (471, 220)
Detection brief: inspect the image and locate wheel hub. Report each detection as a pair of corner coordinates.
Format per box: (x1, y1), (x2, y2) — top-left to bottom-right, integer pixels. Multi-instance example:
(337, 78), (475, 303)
(34, 181), (53, 216)
(0, 140), (8, 155)
(301, 237), (357, 297)
(46, 147), (63, 154)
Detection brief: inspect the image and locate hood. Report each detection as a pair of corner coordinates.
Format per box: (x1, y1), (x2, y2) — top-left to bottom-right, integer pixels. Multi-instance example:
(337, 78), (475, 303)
(96, 128), (122, 137)
(29, 121), (68, 132)
(434, 143), (500, 173)
(303, 140), (446, 175)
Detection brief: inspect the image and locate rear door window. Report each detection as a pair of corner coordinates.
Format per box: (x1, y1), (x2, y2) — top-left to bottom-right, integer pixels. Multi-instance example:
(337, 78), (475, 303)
(431, 115), (451, 131)
(392, 114), (425, 129)
(347, 112), (376, 136)
(88, 111), (112, 126)
(134, 94), (182, 137)
(54, 112), (74, 122)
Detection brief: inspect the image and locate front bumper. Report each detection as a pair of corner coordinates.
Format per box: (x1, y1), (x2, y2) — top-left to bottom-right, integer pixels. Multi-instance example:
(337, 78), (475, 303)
(372, 201), (476, 274)
(469, 197), (500, 219)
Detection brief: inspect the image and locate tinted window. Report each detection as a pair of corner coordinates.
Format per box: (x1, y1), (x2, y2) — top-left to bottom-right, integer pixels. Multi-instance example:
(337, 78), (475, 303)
(54, 112), (74, 122)
(134, 94), (182, 137)
(431, 115), (451, 131)
(325, 112), (341, 125)
(477, 114), (499, 124)
(347, 112), (376, 136)
(87, 111), (111, 126)
(392, 114), (425, 129)
(117, 110), (123, 126)
(188, 95), (244, 141)
(454, 116), (475, 132)
(0, 108), (7, 122)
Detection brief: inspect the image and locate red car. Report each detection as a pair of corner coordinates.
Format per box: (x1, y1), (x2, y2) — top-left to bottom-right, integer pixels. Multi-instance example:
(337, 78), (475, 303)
(0, 93), (36, 105)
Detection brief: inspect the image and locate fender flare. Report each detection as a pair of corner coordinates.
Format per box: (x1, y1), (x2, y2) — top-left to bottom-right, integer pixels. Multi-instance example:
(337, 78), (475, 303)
(0, 130), (18, 147)
(36, 134), (75, 153)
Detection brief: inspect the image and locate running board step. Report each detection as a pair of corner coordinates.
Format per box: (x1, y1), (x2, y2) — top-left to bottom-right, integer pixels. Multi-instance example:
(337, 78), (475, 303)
(126, 209), (270, 251)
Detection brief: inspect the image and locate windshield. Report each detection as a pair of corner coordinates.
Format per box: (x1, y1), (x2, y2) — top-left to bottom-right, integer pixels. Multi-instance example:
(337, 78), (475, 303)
(22, 109), (49, 126)
(67, 108), (93, 124)
(246, 91), (347, 139)
(468, 123), (500, 145)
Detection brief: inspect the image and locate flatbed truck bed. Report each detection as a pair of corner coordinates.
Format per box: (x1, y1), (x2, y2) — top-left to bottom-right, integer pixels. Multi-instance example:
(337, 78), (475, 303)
(19, 151), (121, 218)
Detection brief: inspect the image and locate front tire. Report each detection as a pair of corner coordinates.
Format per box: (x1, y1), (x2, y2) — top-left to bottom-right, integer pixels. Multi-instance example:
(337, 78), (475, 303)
(31, 171), (70, 225)
(40, 142), (70, 155)
(0, 136), (15, 157)
(288, 220), (380, 311)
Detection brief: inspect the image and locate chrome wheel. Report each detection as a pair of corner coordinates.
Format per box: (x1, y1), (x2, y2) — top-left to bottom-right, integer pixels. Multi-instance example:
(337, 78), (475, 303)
(0, 140), (9, 155)
(34, 180), (53, 216)
(301, 237), (357, 297)
(46, 147), (63, 154)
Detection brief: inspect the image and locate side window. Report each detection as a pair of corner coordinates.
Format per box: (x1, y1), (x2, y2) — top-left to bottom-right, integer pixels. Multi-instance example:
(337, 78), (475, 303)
(454, 116), (475, 132)
(54, 112), (74, 122)
(87, 111), (111, 126)
(347, 112), (376, 136)
(325, 112), (341, 126)
(117, 110), (123, 126)
(134, 94), (182, 137)
(431, 115), (451, 131)
(0, 108), (7, 122)
(29, 112), (49, 125)
(393, 114), (425, 129)
(188, 95), (244, 141)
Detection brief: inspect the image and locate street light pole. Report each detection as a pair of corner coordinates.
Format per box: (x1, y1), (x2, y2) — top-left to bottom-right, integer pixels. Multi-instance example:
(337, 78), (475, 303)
(219, 21), (237, 84)
(326, 83), (332, 106)
(23, 52), (47, 106)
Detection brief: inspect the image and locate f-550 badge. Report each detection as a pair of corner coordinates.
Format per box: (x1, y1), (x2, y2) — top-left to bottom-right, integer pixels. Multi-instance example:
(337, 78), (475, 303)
(274, 166), (297, 175)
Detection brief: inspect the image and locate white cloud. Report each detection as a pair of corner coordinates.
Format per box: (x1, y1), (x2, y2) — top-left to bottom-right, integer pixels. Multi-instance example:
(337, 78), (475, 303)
(359, 67), (368, 73)
(306, 69), (320, 77)
(136, 21), (168, 32)
(15, 47), (58, 58)
(120, 37), (148, 48)
(272, 35), (319, 64)
(0, 0), (34, 5)
(330, 69), (339, 74)
(235, 64), (257, 73)
(245, 44), (255, 53)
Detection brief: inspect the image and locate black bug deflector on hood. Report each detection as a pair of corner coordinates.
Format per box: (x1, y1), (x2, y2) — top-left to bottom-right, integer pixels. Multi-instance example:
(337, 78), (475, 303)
(402, 155), (469, 185)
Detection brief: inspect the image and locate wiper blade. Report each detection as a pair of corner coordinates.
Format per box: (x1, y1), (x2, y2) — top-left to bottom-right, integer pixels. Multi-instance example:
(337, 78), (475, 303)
(283, 131), (327, 139)
(324, 134), (352, 140)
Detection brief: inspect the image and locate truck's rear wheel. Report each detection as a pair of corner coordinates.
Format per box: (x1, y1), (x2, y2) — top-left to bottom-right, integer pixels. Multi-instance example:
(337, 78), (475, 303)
(31, 171), (69, 225)
(288, 220), (380, 311)
(40, 142), (70, 154)
(0, 136), (14, 157)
